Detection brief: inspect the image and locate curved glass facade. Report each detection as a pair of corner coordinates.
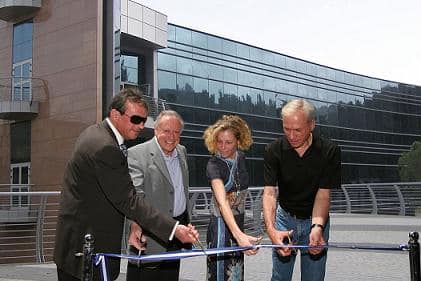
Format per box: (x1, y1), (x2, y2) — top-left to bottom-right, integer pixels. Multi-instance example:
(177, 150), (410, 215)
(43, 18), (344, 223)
(156, 24), (421, 186)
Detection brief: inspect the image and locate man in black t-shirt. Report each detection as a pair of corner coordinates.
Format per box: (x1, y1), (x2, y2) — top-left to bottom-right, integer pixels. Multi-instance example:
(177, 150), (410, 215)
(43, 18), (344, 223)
(262, 99), (341, 281)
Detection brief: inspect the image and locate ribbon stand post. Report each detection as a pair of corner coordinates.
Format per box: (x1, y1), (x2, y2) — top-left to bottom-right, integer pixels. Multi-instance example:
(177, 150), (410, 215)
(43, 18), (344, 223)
(409, 232), (420, 281)
(82, 234), (95, 281)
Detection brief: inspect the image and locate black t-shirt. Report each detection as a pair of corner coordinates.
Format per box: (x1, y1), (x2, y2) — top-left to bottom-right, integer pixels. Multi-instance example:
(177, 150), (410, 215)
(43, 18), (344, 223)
(264, 134), (341, 218)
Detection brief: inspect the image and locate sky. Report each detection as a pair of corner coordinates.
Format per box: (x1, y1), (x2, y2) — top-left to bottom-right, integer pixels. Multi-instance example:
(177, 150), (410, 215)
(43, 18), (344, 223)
(141, 0), (421, 87)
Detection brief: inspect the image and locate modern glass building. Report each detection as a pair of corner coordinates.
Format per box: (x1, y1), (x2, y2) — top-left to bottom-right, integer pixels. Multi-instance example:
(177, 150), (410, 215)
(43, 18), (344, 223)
(1, 1), (420, 192)
(145, 24), (420, 186)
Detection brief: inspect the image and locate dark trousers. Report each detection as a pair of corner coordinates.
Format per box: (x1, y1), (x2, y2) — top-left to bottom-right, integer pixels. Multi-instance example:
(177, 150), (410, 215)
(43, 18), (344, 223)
(126, 210), (190, 281)
(57, 268), (80, 281)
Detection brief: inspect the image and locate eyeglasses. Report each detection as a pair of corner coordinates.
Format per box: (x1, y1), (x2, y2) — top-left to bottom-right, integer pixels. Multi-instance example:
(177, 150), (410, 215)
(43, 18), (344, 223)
(123, 113), (148, 125)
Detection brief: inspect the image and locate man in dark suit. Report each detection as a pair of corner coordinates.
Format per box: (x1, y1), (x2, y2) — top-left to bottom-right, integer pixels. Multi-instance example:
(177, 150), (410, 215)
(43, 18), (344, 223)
(125, 110), (190, 281)
(54, 89), (198, 281)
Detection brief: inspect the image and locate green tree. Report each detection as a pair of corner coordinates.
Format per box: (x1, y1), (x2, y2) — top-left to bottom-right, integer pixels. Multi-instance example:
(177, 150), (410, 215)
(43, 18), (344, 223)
(398, 141), (421, 181)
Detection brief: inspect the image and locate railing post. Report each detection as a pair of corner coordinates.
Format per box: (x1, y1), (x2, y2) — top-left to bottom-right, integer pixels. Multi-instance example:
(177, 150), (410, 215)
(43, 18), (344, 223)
(341, 185), (351, 213)
(394, 184), (406, 216)
(367, 185), (378, 214)
(82, 234), (95, 281)
(35, 195), (47, 262)
(409, 232), (421, 281)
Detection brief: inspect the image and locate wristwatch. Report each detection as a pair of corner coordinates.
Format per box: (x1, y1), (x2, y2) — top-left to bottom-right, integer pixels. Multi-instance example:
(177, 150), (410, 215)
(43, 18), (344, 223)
(311, 223), (325, 231)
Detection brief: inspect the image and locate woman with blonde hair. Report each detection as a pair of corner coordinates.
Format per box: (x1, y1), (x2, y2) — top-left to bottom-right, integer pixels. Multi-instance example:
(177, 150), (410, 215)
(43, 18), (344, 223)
(203, 115), (261, 281)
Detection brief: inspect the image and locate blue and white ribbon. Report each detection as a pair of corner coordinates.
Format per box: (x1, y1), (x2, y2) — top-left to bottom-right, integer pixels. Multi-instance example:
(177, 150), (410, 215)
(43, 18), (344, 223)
(93, 243), (409, 281)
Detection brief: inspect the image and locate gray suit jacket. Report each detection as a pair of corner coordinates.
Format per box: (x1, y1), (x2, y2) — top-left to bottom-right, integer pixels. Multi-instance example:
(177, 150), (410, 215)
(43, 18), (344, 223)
(127, 138), (190, 258)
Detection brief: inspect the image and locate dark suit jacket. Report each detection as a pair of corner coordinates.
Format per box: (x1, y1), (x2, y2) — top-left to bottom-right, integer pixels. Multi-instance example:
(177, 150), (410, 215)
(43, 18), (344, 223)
(54, 120), (176, 280)
(127, 138), (190, 259)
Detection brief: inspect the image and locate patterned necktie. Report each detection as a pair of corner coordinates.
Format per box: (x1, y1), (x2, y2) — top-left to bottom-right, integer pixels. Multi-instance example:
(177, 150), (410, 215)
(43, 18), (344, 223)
(120, 144), (128, 158)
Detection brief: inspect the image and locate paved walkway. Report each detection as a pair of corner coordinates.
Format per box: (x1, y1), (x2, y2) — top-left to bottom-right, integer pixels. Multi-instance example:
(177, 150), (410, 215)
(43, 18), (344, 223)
(1, 213), (421, 280)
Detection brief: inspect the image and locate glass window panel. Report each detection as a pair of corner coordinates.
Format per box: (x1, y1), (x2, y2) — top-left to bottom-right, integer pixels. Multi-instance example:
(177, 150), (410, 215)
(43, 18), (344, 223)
(262, 51), (274, 65)
(13, 41), (32, 63)
(22, 63), (31, 77)
(157, 71), (177, 102)
(238, 70), (252, 87)
(209, 80), (223, 108)
(222, 39), (236, 56)
(192, 31), (207, 48)
(264, 91), (277, 117)
(222, 83), (238, 111)
(237, 44), (250, 60)
(297, 83), (309, 99)
(21, 167), (29, 184)
(168, 24), (176, 41)
(22, 82), (31, 101)
(176, 57), (192, 75)
(123, 55), (137, 68)
(238, 86), (252, 114)
(208, 64), (223, 81)
(192, 59), (208, 78)
(263, 76), (275, 91)
(13, 21), (32, 45)
(12, 168), (19, 184)
(175, 27), (191, 44)
(285, 57), (296, 72)
(158, 53), (176, 72)
(13, 65), (21, 77)
(10, 121), (31, 164)
(250, 48), (263, 62)
(208, 36), (222, 52)
(223, 67), (237, 84)
(273, 54), (286, 68)
(13, 86), (22, 100)
(335, 71), (344, 83)
(193, 77), (209, 107)
(296, 61), (306, 75)
(177, 74), (194, 105)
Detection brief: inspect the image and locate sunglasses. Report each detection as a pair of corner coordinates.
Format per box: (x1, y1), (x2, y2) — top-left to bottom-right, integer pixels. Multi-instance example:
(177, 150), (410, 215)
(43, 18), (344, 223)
(123, 113), (148, 125)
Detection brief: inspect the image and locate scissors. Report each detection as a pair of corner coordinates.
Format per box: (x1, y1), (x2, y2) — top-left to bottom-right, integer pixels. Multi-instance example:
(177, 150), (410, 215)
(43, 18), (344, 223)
(282, 230), (296, 254)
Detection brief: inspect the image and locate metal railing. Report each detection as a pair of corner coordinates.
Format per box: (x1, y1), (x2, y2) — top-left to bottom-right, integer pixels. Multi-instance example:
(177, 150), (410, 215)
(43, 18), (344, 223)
(1, 182), (421, 264)
(0, 77), (48, 103)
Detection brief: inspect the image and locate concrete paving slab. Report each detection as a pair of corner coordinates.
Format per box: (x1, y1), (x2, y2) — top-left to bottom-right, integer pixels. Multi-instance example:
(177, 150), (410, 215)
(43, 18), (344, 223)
(0, 214), (420, 281)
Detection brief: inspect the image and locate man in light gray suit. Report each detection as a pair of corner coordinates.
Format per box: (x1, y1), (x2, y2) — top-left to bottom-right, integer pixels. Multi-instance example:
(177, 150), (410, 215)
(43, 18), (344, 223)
(126, 110), (190, 281)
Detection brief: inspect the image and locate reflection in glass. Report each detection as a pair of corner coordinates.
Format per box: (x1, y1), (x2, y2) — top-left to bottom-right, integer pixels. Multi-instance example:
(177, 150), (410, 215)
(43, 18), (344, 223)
(157, 24), (421, 185)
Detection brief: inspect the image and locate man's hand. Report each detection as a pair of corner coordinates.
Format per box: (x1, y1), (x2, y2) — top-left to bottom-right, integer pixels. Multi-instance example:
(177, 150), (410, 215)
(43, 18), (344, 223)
(309, 226), (326, 255)
(268, 229), (294, 256)
(128, 223), (147, 251)
(175, 223), (199, 244)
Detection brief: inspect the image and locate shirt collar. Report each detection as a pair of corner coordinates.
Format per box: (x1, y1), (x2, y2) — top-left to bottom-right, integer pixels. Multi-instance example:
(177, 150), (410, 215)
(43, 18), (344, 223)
(153, 136), (178, 158)
(281, 133), (321, 152)
(106, 118), (124, 146)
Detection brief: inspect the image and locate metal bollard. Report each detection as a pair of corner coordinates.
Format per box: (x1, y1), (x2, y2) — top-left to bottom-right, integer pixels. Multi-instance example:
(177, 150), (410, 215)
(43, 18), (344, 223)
(82, 234), (95, 281)
(409, 232), (420, 281)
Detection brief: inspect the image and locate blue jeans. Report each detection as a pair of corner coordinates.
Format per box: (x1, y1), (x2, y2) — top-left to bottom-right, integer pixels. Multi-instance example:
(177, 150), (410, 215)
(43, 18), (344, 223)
(271, 206), (330, 281)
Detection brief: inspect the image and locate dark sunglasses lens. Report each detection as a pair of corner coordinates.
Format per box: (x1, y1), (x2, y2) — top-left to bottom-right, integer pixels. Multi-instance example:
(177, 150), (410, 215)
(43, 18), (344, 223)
(130, 115), (147, 124)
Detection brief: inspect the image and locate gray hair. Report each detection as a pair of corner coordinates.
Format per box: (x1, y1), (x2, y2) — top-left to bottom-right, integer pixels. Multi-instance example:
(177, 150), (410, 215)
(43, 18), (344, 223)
(154, 110), (184, 131)
(281, 99), (316, 122)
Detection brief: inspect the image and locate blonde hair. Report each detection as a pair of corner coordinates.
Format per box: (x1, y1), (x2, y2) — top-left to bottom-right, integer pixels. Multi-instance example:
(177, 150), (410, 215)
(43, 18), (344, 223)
(203, 115), (253, 154)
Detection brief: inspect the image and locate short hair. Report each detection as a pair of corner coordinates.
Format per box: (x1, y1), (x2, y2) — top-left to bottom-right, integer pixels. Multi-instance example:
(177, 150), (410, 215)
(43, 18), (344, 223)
(281, 99), (315, 122)
(108, 88), (149, 116)
(154, 110), (184, 131)
(203, 115), (253, 154)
